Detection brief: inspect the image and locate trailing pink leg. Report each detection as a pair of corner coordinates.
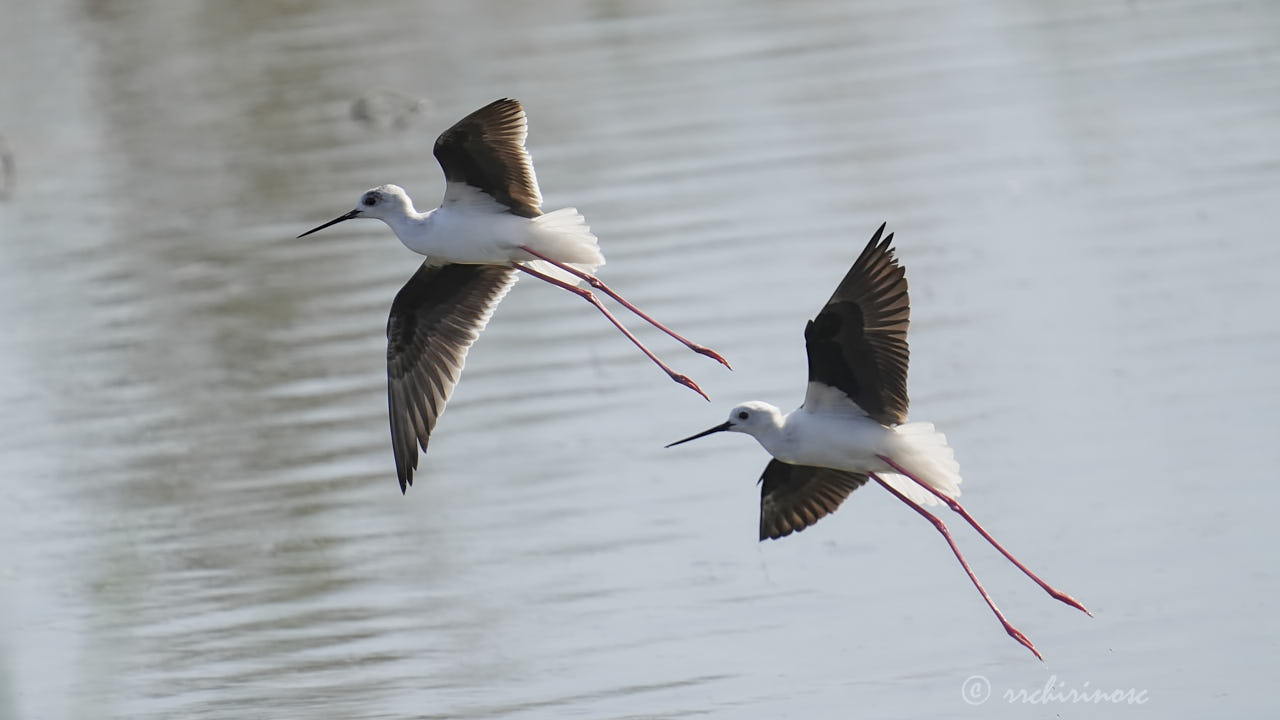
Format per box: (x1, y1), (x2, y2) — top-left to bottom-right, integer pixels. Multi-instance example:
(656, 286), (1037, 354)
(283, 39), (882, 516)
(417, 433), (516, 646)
(518, 245), (731, 368)
(871, 472), (1043, 661)
(514, 263), (709, 400)
(876, 454), (1091, 616)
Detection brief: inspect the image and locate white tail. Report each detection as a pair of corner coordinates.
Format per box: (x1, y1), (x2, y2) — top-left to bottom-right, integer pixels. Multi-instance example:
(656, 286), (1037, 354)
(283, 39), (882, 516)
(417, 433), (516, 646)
(523, 207), (605, 286)
(877, 422), (963, 507)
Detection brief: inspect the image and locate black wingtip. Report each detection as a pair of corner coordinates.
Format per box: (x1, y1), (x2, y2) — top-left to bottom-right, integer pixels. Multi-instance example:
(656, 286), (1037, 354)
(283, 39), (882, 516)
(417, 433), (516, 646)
(477, 97), (522, 117)
(860, 222), (896, 260)
(876, 221), (893, 247)
(865, 221), (887, 248)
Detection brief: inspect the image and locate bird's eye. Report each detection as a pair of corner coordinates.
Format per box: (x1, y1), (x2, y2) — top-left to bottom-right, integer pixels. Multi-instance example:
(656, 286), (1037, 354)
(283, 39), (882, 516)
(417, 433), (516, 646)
(737, 411), (749, 420)
(363, 195), (378, 207)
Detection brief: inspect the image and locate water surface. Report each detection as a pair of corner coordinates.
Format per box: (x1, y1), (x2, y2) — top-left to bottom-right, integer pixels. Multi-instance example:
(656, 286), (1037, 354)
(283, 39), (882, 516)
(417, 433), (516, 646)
(2, 1), (1278, 717)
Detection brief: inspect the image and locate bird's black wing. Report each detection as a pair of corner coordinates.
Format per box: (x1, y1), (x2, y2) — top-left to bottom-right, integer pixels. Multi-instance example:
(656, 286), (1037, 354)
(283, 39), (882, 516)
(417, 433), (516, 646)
(802, 223), (910, 425)
(433, 98), (542, 218)
(387, 262), (517, 492)
(759, 459), (869, 540)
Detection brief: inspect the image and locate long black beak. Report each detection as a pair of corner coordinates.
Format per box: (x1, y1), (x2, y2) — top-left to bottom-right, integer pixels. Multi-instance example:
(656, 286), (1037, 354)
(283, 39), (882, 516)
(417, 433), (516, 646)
(298, 209), (361, 238)
(665, 421), (732, 448)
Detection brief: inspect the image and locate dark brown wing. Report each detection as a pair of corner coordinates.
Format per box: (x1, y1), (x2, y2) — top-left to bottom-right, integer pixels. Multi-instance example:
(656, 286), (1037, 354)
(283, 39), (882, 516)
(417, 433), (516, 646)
(433, 98), (542, 218)
(802, 222), (910, 425)
(759, 459), (869, 540)
(387, 262), (517, 492)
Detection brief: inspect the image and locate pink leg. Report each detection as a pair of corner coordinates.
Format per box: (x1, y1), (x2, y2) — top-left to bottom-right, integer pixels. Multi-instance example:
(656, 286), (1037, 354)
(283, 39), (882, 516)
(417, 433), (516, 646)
(518, 245), (731, 369)
(876, 454), (1091, 617)
(871, 472), (1043, 661)
(514, 263), (709, 401)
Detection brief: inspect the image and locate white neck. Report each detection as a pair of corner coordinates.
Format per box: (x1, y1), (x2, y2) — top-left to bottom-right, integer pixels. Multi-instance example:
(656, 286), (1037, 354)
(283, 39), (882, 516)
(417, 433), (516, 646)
(380, 207), (433, 249)
(745, 408), (793, 461)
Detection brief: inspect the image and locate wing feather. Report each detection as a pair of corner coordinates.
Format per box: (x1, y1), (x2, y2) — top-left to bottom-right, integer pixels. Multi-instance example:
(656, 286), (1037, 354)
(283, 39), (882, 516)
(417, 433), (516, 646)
(386, 262), (517, 492)
(759, 459), (869, 540)
(433, 98), (542, 218)
(802, 223), (911, 425)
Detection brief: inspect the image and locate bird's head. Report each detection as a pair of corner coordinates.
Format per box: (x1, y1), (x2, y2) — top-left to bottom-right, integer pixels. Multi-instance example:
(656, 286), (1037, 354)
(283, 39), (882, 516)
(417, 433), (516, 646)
(665, 401), (783, 447)
(298, 184), (415, 237)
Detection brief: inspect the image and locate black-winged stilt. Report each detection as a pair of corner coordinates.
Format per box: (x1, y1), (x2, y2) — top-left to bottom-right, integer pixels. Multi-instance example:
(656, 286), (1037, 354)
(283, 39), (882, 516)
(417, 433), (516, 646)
(666, 223), (1089, 659)
(299, 99), (728, 492)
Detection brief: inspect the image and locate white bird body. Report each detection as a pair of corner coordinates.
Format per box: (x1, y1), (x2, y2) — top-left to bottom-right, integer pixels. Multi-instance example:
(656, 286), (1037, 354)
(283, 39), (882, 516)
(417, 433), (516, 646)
(717, 396), (962, 508)
(366, 182), (604, 283)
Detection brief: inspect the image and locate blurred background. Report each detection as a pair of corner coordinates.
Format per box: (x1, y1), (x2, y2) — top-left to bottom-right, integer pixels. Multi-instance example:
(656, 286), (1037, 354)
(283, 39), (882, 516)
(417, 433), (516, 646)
(1, 1), (1278, 718)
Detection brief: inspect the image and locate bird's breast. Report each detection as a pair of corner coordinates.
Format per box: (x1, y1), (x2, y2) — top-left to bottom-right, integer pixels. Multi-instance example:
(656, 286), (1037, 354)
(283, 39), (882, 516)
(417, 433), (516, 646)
(401, 206), (532, 264)
(779, 411), (892, 472)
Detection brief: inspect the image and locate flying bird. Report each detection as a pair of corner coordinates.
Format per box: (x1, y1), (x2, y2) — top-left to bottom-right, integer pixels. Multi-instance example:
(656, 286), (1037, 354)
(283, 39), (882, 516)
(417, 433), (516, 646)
(666, 223), (1089, 659)
(299, 99), (728, 492)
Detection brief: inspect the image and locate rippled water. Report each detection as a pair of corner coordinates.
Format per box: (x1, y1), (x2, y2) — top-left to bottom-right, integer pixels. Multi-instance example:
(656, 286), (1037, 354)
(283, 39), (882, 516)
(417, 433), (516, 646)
(2, 1), (1278, 718)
